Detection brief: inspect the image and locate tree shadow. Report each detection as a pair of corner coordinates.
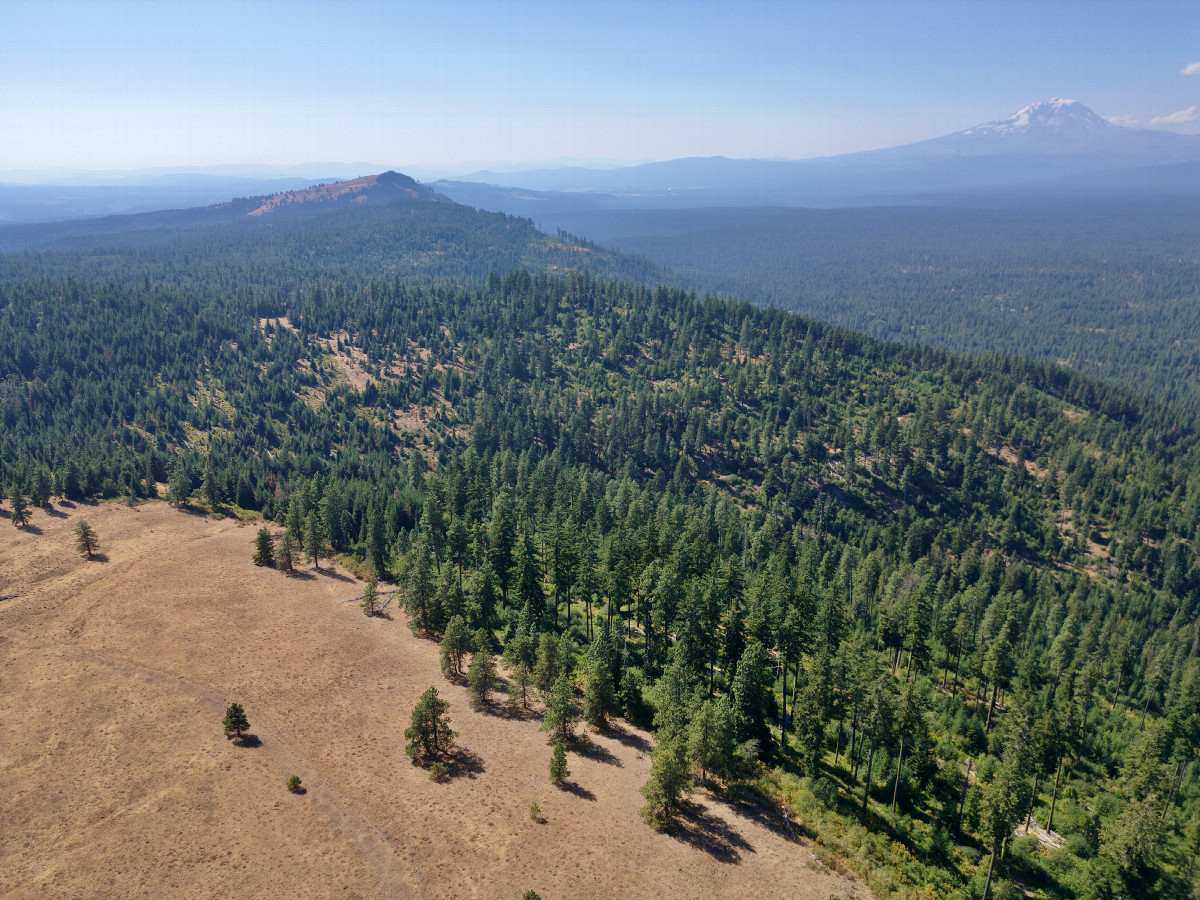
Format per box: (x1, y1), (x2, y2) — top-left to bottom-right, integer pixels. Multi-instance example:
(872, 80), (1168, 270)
(601, 722), (652, 753)
(84, 552), (108, 563)
(231, 733), (262, 748)
(284, 569), (316, 580)
(17, 524), (43, 535)
(725, 787), (797, 840)
(560, 780), (596, 801)
(44, 506), (68, 519)
(313, 567), (354, 582)
(447, 746), (485, 780)
(670, 799), (755, 864)
(571, 734), (622, 766)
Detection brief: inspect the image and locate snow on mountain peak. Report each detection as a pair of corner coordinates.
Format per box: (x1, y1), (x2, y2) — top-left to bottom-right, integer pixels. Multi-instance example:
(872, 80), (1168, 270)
(961, 99), (1112, 136)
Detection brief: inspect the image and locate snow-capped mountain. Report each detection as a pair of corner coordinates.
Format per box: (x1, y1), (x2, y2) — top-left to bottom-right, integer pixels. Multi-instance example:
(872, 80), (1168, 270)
(442, 100), (1200, 208)
(960, 99), (1111, 136)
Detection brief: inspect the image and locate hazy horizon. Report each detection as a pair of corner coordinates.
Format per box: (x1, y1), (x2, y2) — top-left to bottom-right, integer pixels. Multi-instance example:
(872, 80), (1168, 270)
(3, 0), (1199, 181)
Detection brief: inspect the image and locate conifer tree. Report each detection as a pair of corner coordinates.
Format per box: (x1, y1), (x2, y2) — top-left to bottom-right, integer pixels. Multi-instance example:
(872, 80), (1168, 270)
(405, 686), (455, 764)
(466, 628), (498, 709)
(508, 660), (533, 711)
(360, 573), (379, 616)
(584, 626), (618, 728)
(9, 487), (29, 527)
(549, 740), (569, 785)
(541, 672), (580, 745)
(405, 541), (436, 632)
(440, 614), (471, 677)
(640, 738), (691, 828)
(223, 702), (250, 739)
(167, 465), (190, 508)
(276, 528), (297, 573)
(687, 696), (736, 784)
(304, 510), (327, 570)
(253, 527), (275, 567)
(74, 519), (99, 557)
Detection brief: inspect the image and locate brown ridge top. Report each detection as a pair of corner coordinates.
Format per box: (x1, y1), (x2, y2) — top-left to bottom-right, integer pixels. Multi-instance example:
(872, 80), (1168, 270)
(246, 171), (439, 216)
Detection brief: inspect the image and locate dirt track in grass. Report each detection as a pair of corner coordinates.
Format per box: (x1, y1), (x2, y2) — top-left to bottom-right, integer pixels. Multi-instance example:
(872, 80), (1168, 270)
(0, 501), (868, 900)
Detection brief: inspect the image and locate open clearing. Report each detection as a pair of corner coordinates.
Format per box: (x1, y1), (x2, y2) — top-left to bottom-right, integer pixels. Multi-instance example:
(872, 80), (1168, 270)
(0, 501), (866, 900)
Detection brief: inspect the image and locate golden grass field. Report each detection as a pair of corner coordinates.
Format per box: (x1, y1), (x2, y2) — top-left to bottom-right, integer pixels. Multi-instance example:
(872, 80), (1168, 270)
(0, 500), (867, 900)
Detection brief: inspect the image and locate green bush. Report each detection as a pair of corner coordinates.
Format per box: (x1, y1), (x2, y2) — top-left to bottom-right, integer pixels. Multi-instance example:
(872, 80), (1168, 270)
(286, 774), (303, 794)
(429, 761), (449, 783)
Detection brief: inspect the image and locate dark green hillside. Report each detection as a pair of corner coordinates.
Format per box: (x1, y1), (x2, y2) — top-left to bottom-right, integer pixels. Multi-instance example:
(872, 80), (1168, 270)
(2, 206), (1200, 898)
(543, 201), (1200, 410)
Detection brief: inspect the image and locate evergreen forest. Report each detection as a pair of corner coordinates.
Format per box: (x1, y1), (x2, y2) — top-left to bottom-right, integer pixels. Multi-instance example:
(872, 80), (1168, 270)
(3, 194), (1200, 899)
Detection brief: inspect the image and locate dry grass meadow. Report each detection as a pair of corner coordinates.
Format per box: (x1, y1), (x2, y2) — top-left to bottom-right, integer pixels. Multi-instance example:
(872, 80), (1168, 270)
(0, 500), (867, 900)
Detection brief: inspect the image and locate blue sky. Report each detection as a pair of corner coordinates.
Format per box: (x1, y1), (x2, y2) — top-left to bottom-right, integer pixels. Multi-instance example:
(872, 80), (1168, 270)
(1, 0), (1197, 176)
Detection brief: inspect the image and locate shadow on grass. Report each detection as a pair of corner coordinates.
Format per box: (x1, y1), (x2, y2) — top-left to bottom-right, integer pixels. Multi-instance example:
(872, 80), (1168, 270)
(313, 567), (354, 583)
(601, 722), (652, 753)
(16, 523), (43, 535)
(230, 733), (262, 748)
(447, 747), (485, 779)
(670, 799), (755, 864)
(572, 734), (622, 766)
(44, 505), (68, 519)
(83, 552), (108, 563)
(560, 780), (596, 801)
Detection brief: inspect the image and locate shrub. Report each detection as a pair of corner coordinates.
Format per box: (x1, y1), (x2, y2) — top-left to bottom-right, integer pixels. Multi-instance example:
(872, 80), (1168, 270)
(529, 802), (541, 822)
(429, 761), (449, 783)
(286, 775), (303, 794)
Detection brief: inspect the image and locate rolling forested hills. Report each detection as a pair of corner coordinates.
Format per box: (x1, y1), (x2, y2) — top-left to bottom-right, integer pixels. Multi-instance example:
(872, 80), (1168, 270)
(3, 186), (1200, 899)
(533, 200), (1200, 411)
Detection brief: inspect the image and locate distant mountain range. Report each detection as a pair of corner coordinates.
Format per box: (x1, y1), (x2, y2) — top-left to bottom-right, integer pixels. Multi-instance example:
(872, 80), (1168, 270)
(435, 100), (1200, 212)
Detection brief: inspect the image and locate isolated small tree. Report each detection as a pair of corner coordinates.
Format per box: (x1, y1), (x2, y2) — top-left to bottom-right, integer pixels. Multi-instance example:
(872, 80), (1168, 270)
(360, 573), (380, 616)
(276, 528), (297, 573)
(508, 660), (533, 711)
(550, 740), (570, 785)
(223, 702), (250, 739)
(253, 527), (275, 567)
(286, 775), (303, 794)
(440, 614), (471, 677)
(541, 672), (580, 745)
(467, 628), (498, 709)
(10, 487), (30, 528)
(74, 519), (99, 557)
(405, 686), (455, 764)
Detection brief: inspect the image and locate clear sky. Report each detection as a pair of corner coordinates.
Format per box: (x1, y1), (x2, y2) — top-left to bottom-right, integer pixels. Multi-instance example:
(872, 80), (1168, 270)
(1, 0), (1198, 177)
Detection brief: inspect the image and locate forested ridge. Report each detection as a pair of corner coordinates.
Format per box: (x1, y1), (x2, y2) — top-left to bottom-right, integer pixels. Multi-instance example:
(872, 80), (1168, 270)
(3, 197), (1200, 899)
(548, 201), (1200, 411)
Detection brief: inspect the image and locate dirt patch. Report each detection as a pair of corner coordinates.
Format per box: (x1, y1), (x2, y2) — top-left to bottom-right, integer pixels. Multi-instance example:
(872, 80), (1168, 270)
(0, 502), (868, 900)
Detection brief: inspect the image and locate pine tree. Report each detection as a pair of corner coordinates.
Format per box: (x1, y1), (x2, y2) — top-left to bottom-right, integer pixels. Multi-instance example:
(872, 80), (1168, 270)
(167, 465), (190, 508)
(508, 660), (533, 710)
(9, 487), (29, 527)
(731, 641), (771, 747)
(584, 628), (618, 728)
(276, 528), (297, 573)
(253, 527), (275, 567)
(541, 672), (580, 745)
(440, 614), (471, 677)
(223, 702), (250, 739)
(549, 740), (570, 785)
(360, 573), (379, 616)
(74, 519), (99, 557)
(640, 738), (691, 828)
(403, 542), (434, 632)
(303, 510), (327, 569)
(466, 628), (497, 709)
(687, 697), (736, 784)
(405, 686), (455, 764)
